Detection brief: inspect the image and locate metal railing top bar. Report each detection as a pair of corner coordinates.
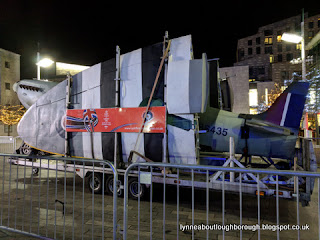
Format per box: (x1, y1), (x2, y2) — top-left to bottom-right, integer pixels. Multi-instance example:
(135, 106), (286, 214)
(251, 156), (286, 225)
(125, 162), (320, 178)
(0, 225), (53, 240)
(0, 153), (114, 166)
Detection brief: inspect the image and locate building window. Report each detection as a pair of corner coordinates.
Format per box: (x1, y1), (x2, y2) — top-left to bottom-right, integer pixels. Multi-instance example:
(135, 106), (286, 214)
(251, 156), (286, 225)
(248, 48), (252, 55)
(286, 53), (293, 61)
(278, 44), (282, 52)
(5, 61), (10, 69)
(5, 83), (10, 90)
(248, 40), (252, 46)
(270, 55), (274, 63)
(249, 66), (265, 79)
(238, 48), (245, 60)
(278, 54), (283, 62)
(264, 37), (273, 45)
(256, 37), (261, 44)
(277, 35), (282, 42)
(256, 47), (261, 54)
(309, 31), (314, 39)
(296, 43), (302, 50)
(265, 46), (273, 54)
(309, 21), (314, 29)
(286, 44), (291, 51)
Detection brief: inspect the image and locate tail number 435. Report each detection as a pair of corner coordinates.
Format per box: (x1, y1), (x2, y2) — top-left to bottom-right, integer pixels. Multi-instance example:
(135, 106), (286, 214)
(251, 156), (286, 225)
(206, 126), (228, 136)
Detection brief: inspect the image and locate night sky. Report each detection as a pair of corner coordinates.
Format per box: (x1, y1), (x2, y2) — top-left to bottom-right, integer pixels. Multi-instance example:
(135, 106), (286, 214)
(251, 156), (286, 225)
(0, 0), (320, 79)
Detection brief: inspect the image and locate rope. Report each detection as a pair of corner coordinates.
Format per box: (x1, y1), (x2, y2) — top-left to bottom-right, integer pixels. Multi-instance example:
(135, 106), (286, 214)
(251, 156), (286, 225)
(132, 40), (172, 161)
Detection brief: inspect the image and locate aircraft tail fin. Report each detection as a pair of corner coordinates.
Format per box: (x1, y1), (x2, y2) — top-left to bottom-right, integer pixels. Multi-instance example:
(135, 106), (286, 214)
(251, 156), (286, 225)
(254, 81), (309, 129)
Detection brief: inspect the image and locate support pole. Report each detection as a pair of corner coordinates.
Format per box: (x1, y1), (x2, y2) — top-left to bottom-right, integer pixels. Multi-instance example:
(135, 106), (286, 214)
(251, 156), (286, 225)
(229, 137), (235, 182)
(195, 114), (200, 164)
(65, 73), (72, 157)
(114, 45), (121, 169)
(301, 9), (308, 139)
(163, 31), (169, 163)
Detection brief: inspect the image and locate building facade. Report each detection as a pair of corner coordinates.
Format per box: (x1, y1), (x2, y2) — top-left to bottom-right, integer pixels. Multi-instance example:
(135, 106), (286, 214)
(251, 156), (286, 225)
(0, 48), (21, 136)
(235, 13), (320, 83)
(234, 13), (320, 113)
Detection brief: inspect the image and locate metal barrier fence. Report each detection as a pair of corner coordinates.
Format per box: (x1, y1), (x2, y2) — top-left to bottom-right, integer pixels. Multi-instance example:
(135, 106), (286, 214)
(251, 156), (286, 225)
(123, 162), (320, 240)
(0, 146), (320, 239)
(0, 153), (118, 240)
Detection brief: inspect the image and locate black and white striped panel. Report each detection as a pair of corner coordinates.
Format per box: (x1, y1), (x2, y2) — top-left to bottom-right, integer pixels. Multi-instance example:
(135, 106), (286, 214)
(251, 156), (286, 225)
(67, 35), (196, 164)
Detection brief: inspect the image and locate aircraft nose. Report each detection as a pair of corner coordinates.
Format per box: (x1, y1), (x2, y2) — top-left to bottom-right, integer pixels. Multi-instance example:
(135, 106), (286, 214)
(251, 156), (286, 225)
(13, 82), (19, 92)
(17, 80), (67, 155)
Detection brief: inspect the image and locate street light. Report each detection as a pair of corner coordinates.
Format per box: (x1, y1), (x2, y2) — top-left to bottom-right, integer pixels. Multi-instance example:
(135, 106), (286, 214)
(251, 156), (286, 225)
(36, 58), (54, 80)
(282, 10), (308, 138)
(36, 58), (54, 68)
(281, 32), (306, 80)
(281, 33), (303, 44)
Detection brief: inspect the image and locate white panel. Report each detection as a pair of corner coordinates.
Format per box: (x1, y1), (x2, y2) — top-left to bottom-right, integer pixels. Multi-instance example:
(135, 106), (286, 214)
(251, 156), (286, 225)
(121, 48), (141, 67)
(189, 59), (207, 113)
(120, 48), (143, 107)
(167, 59), (207, 114)
(82, 65), (103, 159)
(119, 48), (144, 161)
(167, 60), (190, 114)
(168, 114), (196, 164)
(169, 35), (192, 62)
(280, 93), (291, 127)
(82, 63), (101, 91)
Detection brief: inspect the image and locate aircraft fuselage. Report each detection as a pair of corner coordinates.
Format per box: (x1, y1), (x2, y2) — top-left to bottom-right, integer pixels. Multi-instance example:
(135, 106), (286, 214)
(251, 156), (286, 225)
(199, 108), (297, 160)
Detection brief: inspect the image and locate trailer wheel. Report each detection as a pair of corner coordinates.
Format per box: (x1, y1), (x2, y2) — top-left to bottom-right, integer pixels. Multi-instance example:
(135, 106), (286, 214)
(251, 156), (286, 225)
(105, 175), (123, 197)
(128, 178), (146, 200)
(32, 167), (39, 176)
(86, 173), (103, 194)
(19, 142), (37, 156)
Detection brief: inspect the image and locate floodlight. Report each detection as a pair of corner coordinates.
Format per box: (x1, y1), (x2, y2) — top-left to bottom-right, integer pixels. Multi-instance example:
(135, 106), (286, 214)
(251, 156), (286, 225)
(36, 58), (54, 68)
(281, 33), (303, 43)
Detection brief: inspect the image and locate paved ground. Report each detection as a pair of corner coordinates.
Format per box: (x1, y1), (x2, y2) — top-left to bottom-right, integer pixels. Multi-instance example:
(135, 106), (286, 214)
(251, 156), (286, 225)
(0, 158), (318, 240)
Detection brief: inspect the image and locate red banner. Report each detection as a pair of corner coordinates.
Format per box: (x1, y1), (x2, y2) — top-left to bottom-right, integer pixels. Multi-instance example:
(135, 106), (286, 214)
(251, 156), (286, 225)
(66, 106), (166, 133)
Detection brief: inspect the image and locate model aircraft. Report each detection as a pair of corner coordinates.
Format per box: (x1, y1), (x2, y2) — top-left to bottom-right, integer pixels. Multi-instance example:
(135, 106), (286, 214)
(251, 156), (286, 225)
(15, 35), (309, 166)
(199, 81), (309, 162)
